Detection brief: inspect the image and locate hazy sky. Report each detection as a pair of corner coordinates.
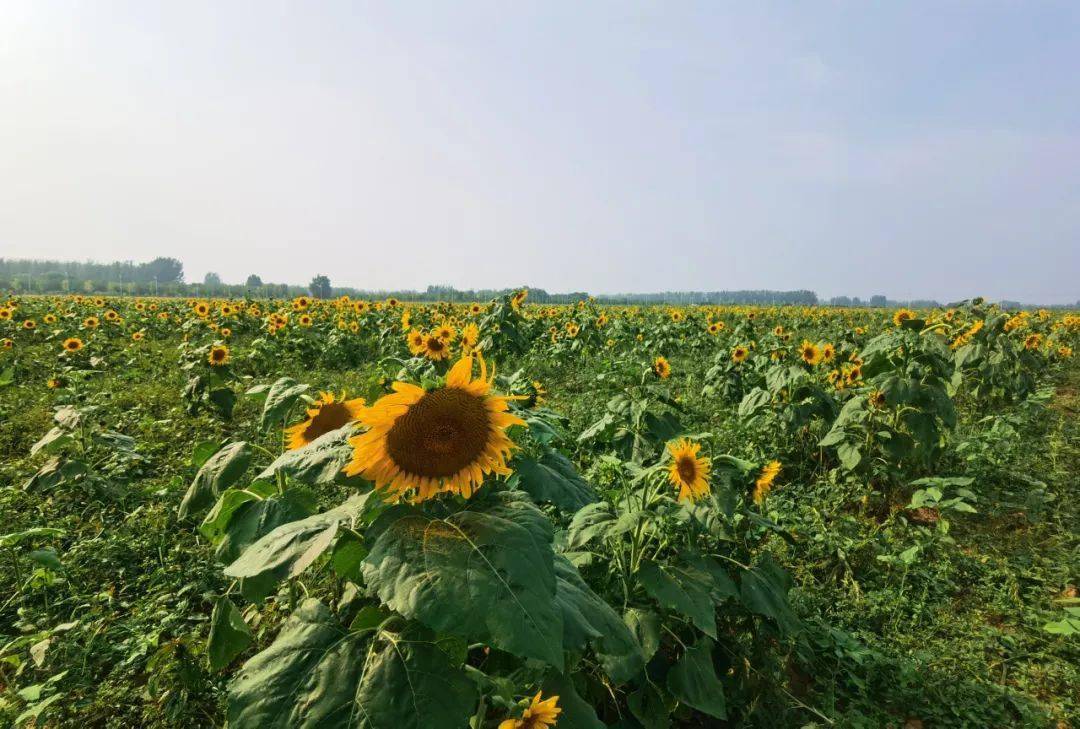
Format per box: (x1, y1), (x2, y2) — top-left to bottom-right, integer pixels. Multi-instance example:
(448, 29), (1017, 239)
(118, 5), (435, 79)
(2, 2), (1078, 302)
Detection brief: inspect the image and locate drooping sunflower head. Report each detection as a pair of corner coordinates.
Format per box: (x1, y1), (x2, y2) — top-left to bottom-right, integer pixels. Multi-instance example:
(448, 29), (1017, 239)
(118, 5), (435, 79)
(753, 460), (781, 504)
(344, 354), (526, 502)
(511, 289), (528, 309)
(208, 344), (230, 366)
(286, 392), (366, 450)
(799, 340), (822, 366)
(667, 438), (710, 503)
(868, 389), (888, 409)
(62, 337), (84, 352)
(653, 356), (671, 379)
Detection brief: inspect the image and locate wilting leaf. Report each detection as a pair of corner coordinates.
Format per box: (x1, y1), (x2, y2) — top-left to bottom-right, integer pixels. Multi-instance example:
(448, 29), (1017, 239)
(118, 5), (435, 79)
(208, 596), (252, 672)
(179, 441), (252, 519)
(553, 555), (644, 682)
(666, 638), (726, 719)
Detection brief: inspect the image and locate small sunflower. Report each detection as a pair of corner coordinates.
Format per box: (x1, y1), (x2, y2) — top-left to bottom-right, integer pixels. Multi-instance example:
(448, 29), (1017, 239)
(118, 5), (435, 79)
(653, 356), (671, 379)
(131, 331), (144, 341)
(511, 289), (529, 310)
(62, 337), (84, 352)
(298, 314), (314, 327)
(407, 330), (426, 354)
(44, 314), (57, 324)
(1, 338), (12, 350)
(0, 308), (12, 321)
(422, 333), (451, 361)
(731, 345), (749, 363)
(499, 692), (561, 729)
(461, 323), (480, 350)
(344, 354), (525, 502)
(194, 302), (211, 317)
(83, 316), (100, 329)
(667, 439), (711, 503)
(469, 302), (483, 315)
(707, 322), (721, 336)
(208, 344), (230, 366)
(22, 319), (36, 330)
(285, 392), (366, 450)
(753, 460), (781, 504)
(821, 343), (836, 362)
(1023, 333), (1042, 350)
(868, 390), (887, 409)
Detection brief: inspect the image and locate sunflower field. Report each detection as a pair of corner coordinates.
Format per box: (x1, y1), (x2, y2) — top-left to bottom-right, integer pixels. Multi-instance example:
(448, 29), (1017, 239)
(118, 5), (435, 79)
(1, 292), (1078, 728)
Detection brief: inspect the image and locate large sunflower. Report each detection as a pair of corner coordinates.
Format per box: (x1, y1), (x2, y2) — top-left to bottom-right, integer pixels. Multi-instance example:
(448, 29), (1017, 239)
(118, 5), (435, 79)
(667, 438), (710, 503)
(285, 392), (365, 450)
(344, 354), (525, 502)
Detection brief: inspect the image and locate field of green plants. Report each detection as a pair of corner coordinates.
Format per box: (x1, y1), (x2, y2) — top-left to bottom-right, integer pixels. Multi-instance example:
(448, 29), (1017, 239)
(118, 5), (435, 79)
(1, 293), (1078, 728)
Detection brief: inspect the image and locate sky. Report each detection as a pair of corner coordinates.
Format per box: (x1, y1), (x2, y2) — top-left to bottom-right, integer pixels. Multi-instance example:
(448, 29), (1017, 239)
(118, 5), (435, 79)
(1, 2), (1078, 303)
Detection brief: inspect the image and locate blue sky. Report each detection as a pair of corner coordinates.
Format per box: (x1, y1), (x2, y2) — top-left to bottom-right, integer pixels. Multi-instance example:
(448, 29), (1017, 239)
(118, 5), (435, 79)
(1, 1), (1078, 302)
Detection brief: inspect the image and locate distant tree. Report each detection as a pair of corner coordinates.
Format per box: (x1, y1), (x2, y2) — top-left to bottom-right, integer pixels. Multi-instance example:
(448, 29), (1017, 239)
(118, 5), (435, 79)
(869, 295), (887, 307)
(141, 257), (184, 284)
(245, 274), (263, 288)
(309, 274), (332, 299)
(204, 272), (223, 286)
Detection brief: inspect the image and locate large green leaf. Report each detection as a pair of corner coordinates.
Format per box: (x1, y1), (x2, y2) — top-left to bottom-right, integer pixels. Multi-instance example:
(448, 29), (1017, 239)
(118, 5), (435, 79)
(260, 377), (310, 431)
(540, 671), (605, 729)
(514, 450), (598, 511)
(637, 559), (717, 638)
(227, 599), (475, 729)
(256, 426), (357, 485)
(224, 493), (374, 581)
(179, 441), (252, 519)
(361, 491), (564, 666)
(739, 553), (800, 635)
(553, 555), (644, 682)
(208, 596), (252, 672)
(666, 638), (726, 719)
(211, 488), (317, 567)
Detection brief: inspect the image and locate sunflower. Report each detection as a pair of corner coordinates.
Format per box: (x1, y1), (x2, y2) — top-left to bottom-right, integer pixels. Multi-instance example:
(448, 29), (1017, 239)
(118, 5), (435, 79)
(386, 297), (399, 308)
(511, 289), (528, 310)
(731, 345), (749, 363)
(653, 355), (671, 379)
(47, 377), (64, 389)
(194, 302), (211, 317)
(344, 354), (525, 502)
(461, 323), (480, 350)
(1023, 333), (1042, 350)
(469, 302), (483, 315)
(499, 692), (561, 729)
(62, 337), (84, 352)
(1, 338), (12, 349)
(44, 314), (57, 324)
(293, 296), (311, 311)
(528, 379), (547, 407)
(406, 330), (426, 355)
(422, 333), (451, 361)
(436, 322), (457, 342)
(565, 322), (580, 338)
(400, 309), (412, 331)
(104, 310), (119, 321)
(753, 460), (781, 504)
(353, 301), (370, 315)
(0, 308), (12, 321)
(798, 340), (822, 366)
(1057, 345), (1073, 358)
(131, 331), (144, 341)
(220, 327), (232, 338)
(821, 343), (836, 362)
(22, 319), (36, 330)
(208, 344), (230, 366)
(83, 316), (100, 329)
(667, 439), (710, 503)
(707, 322), (721, 336)
(298, 314), (313, 327)
(285, 392), (366, 450)
(868, 390), (887, 409)
(892, 309), (915, 326)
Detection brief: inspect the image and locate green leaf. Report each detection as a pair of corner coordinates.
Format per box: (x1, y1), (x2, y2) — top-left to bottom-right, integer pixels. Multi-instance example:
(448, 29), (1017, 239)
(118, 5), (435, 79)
(179, 441), (252, 519)
(514, 450), (598, 511)
(361, 491), (564, 666)
(211, 488), (315, 566)
(0, 527), (65, 548)
(0, 366), (13, 387)
(29, 427), (73, 456)
(260, 377), (310, 431)
(224, 494), (373, 581)
(837, 441), (862, 471)
(565, 502), (619, 549)
(227, 599), (475, 729)
(638, 559), (717, 638)
(208, 596), (252, 672)
(739, 553), (800, 635)
(666, 638), (726, 719)
(623, 608), (662, 662)
(331, 528), (366, 582)
(737, 387), (771, 419)
(256, 427), (356, 485)
(28, 548), (63, 571)
(554, 555), (644, 682)
(191, 440), (224, 469)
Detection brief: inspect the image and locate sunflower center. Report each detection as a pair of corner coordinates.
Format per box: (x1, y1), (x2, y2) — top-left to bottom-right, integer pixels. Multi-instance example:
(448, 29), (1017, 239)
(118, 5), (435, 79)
(677, 456), (697, 483)
(386, 387), (491, 478)
(304, 402), (352, 441)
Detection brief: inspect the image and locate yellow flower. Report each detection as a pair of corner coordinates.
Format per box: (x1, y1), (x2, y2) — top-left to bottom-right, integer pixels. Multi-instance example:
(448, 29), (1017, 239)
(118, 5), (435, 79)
(461, 323), (480, 349)
(667, 439), (710, 503)
(208, 344), (230, 366)
(285, 392), (366, 450)
(131, 331), (144, 341)
(421, 332), (452, 361)
(653, 356), (671, 379)
(731, 345), (749, 363)
(798, 340), (822, 366)
(821, 343), (836, 362)
(407, 330), (426, 354)
(1023, 333), (1042, 350)
(893, 309), (915, 326)
(83, 316), (100, 329)
(344, 354), (525, 502)
(511, 289), (529, 309)
(499, 692), (561, 729)
(753, 460), (781, 503)
(62, 337), (84, 352)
